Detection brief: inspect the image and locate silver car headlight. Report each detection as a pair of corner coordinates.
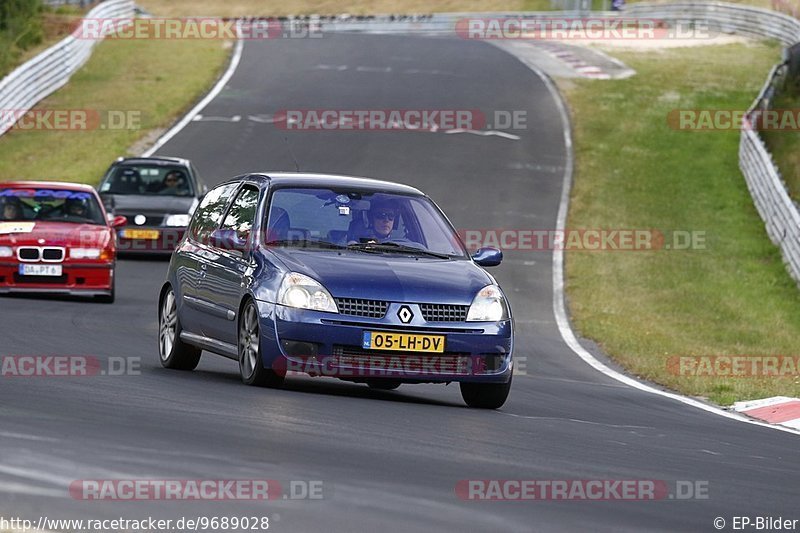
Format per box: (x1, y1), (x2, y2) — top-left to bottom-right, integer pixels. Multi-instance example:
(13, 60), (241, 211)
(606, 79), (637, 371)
(164, 214), (191, 227)
(466, 284), (509, 322)
(0, 246), (12, 258)
(278, 272), (339, 313)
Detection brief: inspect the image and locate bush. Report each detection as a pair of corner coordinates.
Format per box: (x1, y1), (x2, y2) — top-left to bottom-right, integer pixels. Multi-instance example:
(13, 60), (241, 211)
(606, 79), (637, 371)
(0, 0), (44, 76)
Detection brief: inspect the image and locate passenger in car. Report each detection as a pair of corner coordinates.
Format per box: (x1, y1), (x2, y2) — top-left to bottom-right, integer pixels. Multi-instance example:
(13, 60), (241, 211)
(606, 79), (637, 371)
(1, 198), (23, 221)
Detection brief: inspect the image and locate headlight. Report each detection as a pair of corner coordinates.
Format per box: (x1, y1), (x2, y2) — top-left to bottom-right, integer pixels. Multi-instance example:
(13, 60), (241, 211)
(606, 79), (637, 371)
(0, 246), (12, 258)
(278, 272), (338, 313)
(466, 284), (509, 322)
(70, 248), (102, 259)
(164, 214), (191, 227)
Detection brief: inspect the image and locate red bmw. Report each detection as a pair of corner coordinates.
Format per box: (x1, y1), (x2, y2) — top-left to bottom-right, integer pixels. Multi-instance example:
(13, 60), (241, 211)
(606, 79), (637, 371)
(0, 182), (126, 303)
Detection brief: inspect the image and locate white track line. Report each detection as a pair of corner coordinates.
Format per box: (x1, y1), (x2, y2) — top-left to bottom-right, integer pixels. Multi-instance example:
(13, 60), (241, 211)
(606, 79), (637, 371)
(504, 48), (800, 437)
(141, 33), (244, 157)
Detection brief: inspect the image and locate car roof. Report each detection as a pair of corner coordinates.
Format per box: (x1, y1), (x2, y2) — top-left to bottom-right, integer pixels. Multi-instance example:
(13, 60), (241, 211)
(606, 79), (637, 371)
(114, 156), (191, 167)
(0, 181), (98, 193)
(244, 172), (424, 196)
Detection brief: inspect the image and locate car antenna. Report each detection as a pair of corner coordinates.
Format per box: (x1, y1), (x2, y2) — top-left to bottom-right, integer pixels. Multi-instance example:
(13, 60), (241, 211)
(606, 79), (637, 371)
(283, 137), (300, 172)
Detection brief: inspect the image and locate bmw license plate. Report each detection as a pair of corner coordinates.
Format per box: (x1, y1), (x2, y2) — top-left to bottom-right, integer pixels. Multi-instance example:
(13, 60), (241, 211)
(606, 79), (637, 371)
(19, 264), (62, 277)
(362, 331), (445, 353)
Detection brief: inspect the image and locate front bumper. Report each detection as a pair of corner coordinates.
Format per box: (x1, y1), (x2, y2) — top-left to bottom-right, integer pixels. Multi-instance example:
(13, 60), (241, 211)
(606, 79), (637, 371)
(257, 300), (513, 384)
(0, 261), (113, 295)
(116, 227), (185, 254)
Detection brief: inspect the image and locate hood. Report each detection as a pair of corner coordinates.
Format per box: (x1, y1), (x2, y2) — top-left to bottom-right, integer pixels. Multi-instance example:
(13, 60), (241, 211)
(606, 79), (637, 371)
(267, 248), (493, 304)
(102, 194), (196, 214)
(0, 221), (112, 248)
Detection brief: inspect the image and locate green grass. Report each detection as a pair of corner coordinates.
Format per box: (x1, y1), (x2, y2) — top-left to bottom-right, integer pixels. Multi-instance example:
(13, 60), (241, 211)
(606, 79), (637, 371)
(561, 41), (800, 405)
(0, 38), (230, 184)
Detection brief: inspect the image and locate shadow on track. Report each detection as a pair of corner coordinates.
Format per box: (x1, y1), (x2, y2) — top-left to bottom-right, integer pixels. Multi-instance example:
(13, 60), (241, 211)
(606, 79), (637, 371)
(149, 363), (463, 408)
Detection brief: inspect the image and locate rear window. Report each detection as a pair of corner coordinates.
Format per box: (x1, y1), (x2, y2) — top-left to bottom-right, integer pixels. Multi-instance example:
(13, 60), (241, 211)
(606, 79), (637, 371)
(99, 165), (193, 196)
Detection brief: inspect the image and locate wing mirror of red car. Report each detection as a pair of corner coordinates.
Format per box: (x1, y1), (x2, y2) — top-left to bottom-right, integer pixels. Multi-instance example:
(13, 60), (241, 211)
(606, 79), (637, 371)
(111, 216), (127, 228)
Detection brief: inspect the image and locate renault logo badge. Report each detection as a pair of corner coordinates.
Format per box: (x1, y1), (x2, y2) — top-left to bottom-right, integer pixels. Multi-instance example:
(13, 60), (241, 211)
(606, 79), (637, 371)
(397, 305), (413, 324)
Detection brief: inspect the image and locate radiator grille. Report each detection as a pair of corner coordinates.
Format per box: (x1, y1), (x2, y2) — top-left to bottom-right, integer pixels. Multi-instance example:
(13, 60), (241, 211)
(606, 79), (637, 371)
(334, 298), (388, 318)
(419, 303), (469, 322)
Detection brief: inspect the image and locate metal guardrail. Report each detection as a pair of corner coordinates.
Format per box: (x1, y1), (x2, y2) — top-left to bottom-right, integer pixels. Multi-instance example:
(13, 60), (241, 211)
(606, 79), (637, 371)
(740, 62), (800, 281)
(0, 0), (134, 136)
(625, 2), (800, 44)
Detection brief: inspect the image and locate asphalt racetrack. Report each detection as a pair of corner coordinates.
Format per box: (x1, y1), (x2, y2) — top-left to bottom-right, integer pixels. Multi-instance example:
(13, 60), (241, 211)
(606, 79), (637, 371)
(1, 33), (799, 532)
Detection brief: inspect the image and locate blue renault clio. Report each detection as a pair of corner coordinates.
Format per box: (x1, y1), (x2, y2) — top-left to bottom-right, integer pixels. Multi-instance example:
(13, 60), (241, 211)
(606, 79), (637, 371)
(158, 173), (514, 408)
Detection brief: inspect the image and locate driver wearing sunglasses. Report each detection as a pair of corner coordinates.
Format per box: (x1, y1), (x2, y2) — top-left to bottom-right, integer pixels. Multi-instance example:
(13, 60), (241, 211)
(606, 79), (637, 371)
(370, 206), (397, 240)
(348, 198), (400, 244)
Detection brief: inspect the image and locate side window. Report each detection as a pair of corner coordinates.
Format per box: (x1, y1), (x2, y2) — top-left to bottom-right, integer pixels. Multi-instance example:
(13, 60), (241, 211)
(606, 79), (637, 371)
(221, 186), (259, 241)
(188, 183), (238, 242)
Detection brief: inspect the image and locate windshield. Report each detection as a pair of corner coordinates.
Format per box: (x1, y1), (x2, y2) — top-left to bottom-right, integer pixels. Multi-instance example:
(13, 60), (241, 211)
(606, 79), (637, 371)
(0, 187), (105, 225)
(265, 187), (466, 258)
(99, 165), (193, 196)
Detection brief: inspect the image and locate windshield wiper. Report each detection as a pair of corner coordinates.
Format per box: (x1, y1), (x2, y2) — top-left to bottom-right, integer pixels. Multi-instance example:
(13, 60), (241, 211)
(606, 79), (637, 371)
(265, 239), (346, 250)
(347, 242), (452, 259)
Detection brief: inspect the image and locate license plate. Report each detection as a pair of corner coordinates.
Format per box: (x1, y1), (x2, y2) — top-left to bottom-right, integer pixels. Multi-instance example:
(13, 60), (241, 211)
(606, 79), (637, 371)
(19, 264), (62, 277)
(362, 331), (445, 353)
(121, 229), (159, 240)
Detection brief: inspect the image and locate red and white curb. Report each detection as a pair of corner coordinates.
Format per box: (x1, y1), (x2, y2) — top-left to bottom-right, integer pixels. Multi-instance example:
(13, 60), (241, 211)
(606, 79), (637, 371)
(733, 397), (800, 430)
(532, 42), (611, 79)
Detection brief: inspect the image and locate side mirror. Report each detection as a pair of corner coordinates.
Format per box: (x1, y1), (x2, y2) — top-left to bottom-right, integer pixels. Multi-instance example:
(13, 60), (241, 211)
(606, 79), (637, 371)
(110, 215), (127, 228)
(210, 228), (247, 251)
(472, 247), (503, 267)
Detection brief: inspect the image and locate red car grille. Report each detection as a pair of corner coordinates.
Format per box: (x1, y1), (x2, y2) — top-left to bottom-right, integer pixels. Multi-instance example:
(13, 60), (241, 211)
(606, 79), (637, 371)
(16, 247), (65, 262)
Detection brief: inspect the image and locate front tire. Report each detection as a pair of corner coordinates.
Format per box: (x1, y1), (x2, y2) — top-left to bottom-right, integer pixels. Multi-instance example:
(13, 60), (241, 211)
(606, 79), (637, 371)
(239, 299), (284, 388)
(460, 374), (512, 409)
(159, 287), (201, 370)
